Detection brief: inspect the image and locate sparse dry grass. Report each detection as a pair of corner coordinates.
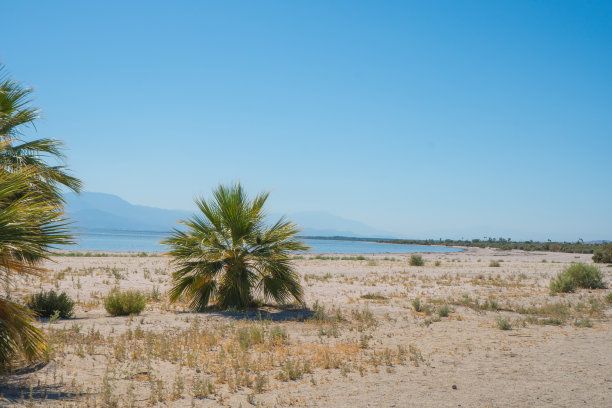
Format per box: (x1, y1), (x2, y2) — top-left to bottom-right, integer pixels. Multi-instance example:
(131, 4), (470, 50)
(1, 249), (610, 407)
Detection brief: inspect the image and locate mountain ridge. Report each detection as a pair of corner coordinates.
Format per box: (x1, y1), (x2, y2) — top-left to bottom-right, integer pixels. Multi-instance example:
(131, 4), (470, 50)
(64, 192), (396, 238)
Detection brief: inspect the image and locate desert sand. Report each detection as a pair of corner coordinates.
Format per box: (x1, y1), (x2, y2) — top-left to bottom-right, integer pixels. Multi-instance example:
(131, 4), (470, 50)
(1, 248), (611, 407)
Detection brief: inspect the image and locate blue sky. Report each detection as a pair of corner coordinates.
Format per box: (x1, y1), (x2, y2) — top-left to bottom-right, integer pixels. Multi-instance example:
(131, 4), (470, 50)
(3, 1), (611, 241)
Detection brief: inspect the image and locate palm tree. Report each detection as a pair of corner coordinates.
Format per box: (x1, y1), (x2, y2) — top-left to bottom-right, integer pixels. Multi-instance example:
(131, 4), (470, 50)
(0, 169), (73, 369)
(163, 183), (309, 310)
(0, 65), (79, 369)
(0, 64), (81, 204)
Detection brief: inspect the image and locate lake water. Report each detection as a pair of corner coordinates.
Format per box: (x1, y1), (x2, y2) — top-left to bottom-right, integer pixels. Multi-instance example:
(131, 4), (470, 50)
(62, 230), (463, 254)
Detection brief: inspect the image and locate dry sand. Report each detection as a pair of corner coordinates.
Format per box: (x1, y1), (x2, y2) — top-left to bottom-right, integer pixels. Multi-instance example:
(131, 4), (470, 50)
(1, 248), (611, 407)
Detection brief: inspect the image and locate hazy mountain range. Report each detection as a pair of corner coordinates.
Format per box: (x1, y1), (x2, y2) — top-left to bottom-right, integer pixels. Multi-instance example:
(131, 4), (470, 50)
(64, 192), (396, 238)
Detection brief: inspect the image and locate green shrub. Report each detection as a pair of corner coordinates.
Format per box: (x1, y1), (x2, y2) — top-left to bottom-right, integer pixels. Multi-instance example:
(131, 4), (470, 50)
(549, 263), (605, 293)
(489, 260), (500, 267)
(495, 316), (512, 330)
(409, 254), (424, 266)
(438, 304), (451, 318)
(434, 260), (441, 266)
(592, 243), (612, 264)
(104, 289), (147, 316)
(412, 298), (422, 312)
(605, 293), (612, 304)
(27, 290), (75, 319)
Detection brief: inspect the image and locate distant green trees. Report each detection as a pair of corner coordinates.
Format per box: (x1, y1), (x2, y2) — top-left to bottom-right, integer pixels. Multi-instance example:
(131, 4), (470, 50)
(357, 237), (606, 254)
(163, 183), (308, 310)
(0, 65), (79, 370)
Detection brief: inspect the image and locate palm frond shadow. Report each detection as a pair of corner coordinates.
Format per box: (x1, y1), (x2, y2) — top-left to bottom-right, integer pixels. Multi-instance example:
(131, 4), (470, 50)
(199, 304), (315, 322)
(0, 362), (84, 402)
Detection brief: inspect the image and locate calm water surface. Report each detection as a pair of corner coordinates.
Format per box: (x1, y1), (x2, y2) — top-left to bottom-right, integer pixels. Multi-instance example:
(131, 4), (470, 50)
(63, 230), (463, 254)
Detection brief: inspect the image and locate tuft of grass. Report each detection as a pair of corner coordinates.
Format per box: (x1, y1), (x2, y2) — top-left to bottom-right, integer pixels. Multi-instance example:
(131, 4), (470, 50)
(434, 260), (441, 266)
(277, 358), (307, 381)
(549, 263), (605, 293)
(605, 293), (612, 304)
(27, 290), (75, 319)
(192, 378), (215, 399)
(412, 298), (422, 312)
(149, 286), (161, 302)
(104, 289), (147, 316)
(269, 326), (288, 344)
(495, 316), (512, 330)
(360, 292), (387, 300)
(489, 260), (501, 267)
(573, 317), (593, 328)
(409, 254), (424, 266)
(437, 304), (452, 318)
(515, 301), (570, 319)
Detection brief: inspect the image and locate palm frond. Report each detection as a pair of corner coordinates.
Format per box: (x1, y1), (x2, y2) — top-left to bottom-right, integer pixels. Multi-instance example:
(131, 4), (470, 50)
(0, 299), (46, 370)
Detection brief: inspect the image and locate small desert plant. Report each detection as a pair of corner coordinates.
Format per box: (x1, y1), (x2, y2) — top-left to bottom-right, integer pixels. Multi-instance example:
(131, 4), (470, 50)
(150, 286), (161, 302)
(549, 263), (605, 293)
(409, 254), (424, 266)
(269, 326), (288, 344)
(104, 289), (147, 316)
(496, 316), (512, 330)
(482, 298), (499, 311)
(434, 260), (441, 266)
(412, 298), (422, 312)
(489, 260), (501, 267)
(27, 290), (75, 319)
(277, 358), (306, 381)
(573, 317), (592, 328)
(192, 378), (215, 398)
(438, 304), (451, 318)
(605, 293), (612, 304)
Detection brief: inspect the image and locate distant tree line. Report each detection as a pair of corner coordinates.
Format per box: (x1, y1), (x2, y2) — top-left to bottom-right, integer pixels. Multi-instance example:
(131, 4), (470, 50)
(302, 236), (611, 259)
(381, 237), (603, 254)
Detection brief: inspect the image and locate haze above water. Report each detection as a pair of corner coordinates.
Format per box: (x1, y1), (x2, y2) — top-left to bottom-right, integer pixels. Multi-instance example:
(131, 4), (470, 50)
(63, 230), (463, 254)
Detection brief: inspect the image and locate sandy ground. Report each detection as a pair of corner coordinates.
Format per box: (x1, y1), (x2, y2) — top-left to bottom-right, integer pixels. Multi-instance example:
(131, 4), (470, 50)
(1, 248), (611, 407)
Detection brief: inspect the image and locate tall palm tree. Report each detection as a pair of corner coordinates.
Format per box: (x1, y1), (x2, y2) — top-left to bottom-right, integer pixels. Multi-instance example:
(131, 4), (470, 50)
(163, 183), (309, 310)
(0, 65), (79, 369)
(0, 64), (81, 204)
(0, 169), (73, 369)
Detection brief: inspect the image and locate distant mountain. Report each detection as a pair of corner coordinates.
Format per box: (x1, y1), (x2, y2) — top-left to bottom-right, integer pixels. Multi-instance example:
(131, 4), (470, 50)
(64, 192), (190, 232)
(271, 211), (397, 239)
(65, 192), (395, 238)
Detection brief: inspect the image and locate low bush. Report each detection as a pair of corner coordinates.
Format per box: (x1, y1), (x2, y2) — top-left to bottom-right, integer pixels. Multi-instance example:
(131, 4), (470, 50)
(27, 290), (75, 318)
(592, 243), (612, 264)
(495, 316), (512, 330)
(549, 263), (605, 293)
(409, 254), (424, 266)
(104, 289), (147, 316)
(438, 304), (451, 318)
(489, 260), (501, 267)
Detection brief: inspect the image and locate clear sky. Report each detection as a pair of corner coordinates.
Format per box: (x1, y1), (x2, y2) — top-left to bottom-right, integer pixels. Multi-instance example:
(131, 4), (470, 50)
(3, 1), (611, 241)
